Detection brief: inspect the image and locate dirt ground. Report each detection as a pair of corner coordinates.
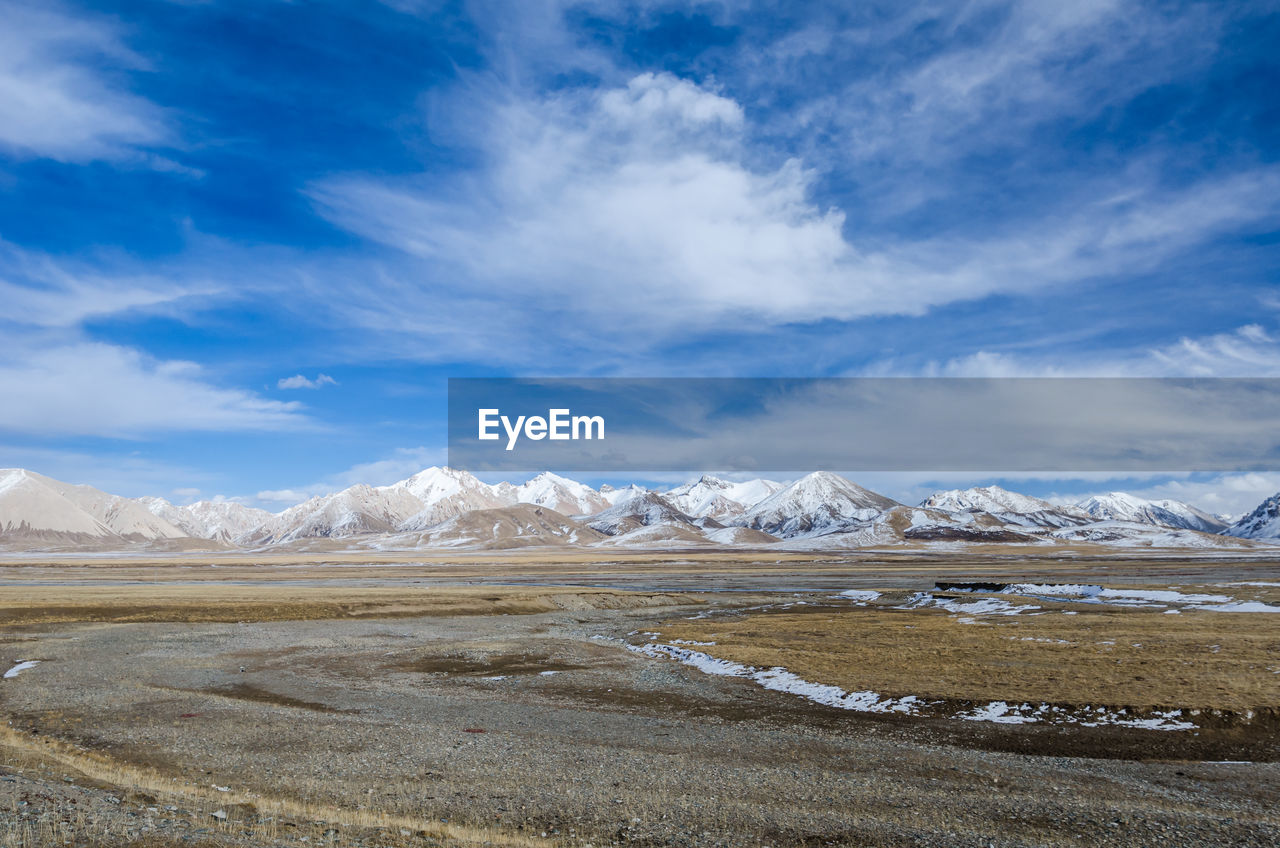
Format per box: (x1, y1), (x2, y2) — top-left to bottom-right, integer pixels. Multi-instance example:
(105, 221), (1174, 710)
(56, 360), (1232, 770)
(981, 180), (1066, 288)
(1, 553), (1278, 847)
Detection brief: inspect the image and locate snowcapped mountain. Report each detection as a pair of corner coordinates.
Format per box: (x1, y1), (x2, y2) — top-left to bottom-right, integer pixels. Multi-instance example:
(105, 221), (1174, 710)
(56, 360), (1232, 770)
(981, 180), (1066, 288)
(393, 466), (511, 529)
(0, 469), (187, 544)
(0, 466), (1271, 552)
(1076, 492), (1228, 533)
(921, 485), (1089, 528)
(45, 476), (188, 540)
(585, 491), (699, 536)
(1222, 493), (1280, 539)
(253, 483), (426, 544)
(599, 484), (648, 506)
(1049, 520), (1252, 548)
(140, 497), (274, 545)
(386, 504), (606, 550)
(1145, 499), (1231, 533)
(779, 505), (1039, 549)
(246, 467), (612, 543)
(665, 475), (783, 521)
(0, 468), (117, 540)
(513, 471), (609, 516)
(738, 471), (899, 538)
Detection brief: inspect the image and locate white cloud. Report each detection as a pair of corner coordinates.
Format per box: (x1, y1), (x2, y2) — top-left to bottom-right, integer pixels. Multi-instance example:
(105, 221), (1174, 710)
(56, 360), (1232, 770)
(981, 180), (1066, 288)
(784, 1), (1219, 182)
(0, 240), (212, 328)
(922, 320), (1280, 378)
(0, 342), (308, 437)
(255, 488), (314, 505)
(308, 71), (1280, 347)
(277, 373), (338, 390)
(0, 1), (169, 162)
(252, 446), (445, 506)
(0, 242), (297, 439)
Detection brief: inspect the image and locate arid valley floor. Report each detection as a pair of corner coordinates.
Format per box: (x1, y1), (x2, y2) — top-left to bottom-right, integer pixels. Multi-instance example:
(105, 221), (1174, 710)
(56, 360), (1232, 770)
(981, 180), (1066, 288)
(1, 552), (1277, 847)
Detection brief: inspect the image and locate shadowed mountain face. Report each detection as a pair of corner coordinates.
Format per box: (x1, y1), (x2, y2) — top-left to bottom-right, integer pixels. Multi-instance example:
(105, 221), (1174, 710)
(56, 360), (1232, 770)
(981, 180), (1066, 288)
(0, 467), (1273, 553)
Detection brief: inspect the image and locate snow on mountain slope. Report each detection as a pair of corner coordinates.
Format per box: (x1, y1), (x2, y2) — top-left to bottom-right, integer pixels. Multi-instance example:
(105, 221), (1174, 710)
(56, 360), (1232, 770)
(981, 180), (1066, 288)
(1223, 493), (1280, 539)
(388, 504), (606, 549)
(738, 471), (899, 538)
(921, 485), (1089, 528)
(1146, 499), (1230, 533)
(0, 469), (115, 538)
(585, 491), (699, 536)
(598, 484), (649, 507)
(141, 497), (273, 544)
(665, 475), (783, 521)
(1077, 492), (1228, 533)
(390, 467), (512, 530)
(253, 484), (425, 543)
(514, 471), (609, 516)
(786, 505), (1040, 550)
(704, 525), (780, 546)
(32, 476), (187, 540)
(594, 522), (711, 548)
(0, 469), (188, 541)
(1051, 520), (1254, 548)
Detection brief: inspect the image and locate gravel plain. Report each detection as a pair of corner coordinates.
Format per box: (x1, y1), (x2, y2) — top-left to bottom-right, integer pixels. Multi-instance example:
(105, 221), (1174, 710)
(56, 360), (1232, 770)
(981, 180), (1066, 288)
(1, 555), (1278, 847)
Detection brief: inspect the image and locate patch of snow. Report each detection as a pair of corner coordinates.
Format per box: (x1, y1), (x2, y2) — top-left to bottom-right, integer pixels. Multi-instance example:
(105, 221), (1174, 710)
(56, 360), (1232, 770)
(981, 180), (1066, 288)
(3, 660), (39, 679)
(901, 592), (1039, 616)
(627, 643), (921, 715)
(959, 701), (1038, 724)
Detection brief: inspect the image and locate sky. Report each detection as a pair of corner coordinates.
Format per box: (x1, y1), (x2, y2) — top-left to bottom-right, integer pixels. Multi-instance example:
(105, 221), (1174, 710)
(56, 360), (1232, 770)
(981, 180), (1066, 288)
(1, 0), (1279, 516)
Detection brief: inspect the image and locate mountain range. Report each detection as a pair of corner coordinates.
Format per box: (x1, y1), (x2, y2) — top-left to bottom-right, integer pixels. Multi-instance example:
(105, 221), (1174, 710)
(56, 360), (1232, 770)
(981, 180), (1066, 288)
(1, 466), (1277, 552)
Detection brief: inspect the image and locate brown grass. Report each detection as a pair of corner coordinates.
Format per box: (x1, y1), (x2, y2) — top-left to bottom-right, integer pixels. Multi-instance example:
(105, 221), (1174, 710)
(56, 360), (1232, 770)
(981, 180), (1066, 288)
(656, 600), (1280, 712)
(0, 584), (701, 625)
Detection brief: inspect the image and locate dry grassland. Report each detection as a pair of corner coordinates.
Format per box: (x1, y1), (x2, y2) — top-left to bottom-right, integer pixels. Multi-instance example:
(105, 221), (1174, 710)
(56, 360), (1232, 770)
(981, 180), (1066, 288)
(0, 584), (701, 626)
(657, 599), (1280, 712)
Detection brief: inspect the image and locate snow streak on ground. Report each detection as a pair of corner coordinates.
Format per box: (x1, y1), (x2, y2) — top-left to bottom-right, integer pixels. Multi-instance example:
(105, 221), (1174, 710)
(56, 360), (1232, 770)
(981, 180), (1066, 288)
(3, 660), (39, 679)
(956, 701), (1195, 731)
(624, 642), (1196, 731)
(626, 642), (922, 715)
(899, 592), (1040, 616)
(955, 583), (1280, 613)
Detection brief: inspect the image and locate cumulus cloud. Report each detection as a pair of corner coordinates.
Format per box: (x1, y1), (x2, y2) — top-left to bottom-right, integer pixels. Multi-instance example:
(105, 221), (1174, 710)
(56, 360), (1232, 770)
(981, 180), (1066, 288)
(277, 373), (338, 390)
(0, 241), (303, 438)
(308, 70), (1280, 348)
(0, 0), (170, 162)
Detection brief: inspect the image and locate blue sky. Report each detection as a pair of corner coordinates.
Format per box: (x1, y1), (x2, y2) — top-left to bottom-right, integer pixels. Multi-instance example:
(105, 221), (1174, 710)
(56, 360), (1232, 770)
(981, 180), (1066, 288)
(2, 0), (1279, 515)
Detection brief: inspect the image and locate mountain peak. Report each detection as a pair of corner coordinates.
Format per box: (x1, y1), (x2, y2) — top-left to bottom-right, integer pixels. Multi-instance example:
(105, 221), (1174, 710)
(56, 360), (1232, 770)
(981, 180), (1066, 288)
(1223, 492), (1280, 539)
